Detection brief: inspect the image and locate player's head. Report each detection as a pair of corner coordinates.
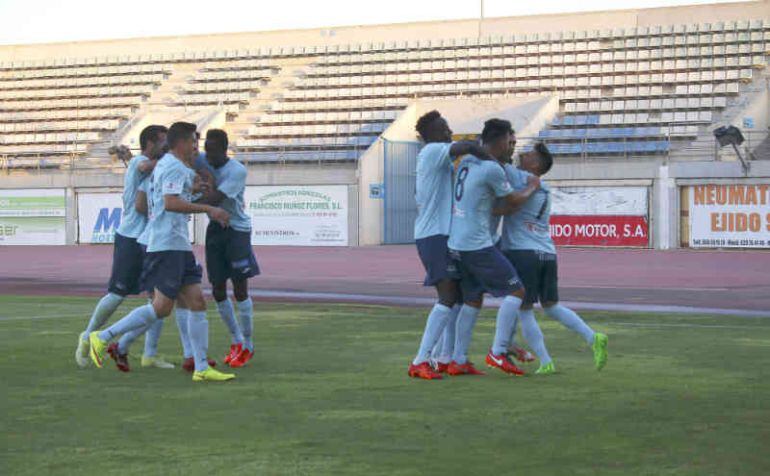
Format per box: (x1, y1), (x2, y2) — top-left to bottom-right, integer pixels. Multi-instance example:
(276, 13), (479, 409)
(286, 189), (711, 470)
(481, 118), (514, 162)
(416, 110), (452, 143)
(205, 129), (229, 167)
(519, 142), (553, 177)
(167, 122), (198, 162)
(139, 125), (168, 160)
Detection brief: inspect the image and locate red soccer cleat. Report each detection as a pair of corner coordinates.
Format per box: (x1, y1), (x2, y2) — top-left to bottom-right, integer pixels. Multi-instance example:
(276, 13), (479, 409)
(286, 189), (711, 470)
(508, 345), (536, 363)
(408, 362), (443, 380)
(486, 350), (526, 376)
(107, 343), (130, 372)
(434, 362), (450, 374)
(229, 348), (254, 368)
(182, 357), (217, 373)
(224, 343), (242, 365)
(446, 361), (486, 376)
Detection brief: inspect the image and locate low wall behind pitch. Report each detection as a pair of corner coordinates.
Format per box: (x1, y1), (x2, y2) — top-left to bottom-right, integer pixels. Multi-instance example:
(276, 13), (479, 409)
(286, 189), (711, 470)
(0, 162), (359, 246)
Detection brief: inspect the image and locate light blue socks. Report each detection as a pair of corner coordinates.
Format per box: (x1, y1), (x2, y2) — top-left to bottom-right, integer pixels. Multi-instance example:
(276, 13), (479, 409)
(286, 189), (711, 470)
(83, 292), (124, 339)
(412, 303), (452, 365)
(519, 309), (551, 365)
(236, 298), (254, 352)
(452, 305), (481, 364)
(491, 295), (523, 355)
(98, 303), (157, 341)
(544, 305), (595, 345)
(188, 310), (209, 372)
(216, 299), (244, 346)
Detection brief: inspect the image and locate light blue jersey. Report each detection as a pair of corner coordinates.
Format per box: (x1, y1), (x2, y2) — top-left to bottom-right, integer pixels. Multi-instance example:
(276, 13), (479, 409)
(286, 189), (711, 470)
(146, 152), (196, 252)
(448, 156), (512, 252)
(136, 178), (151, 247)
(116, 154), (152, 239)
(414, 142), (453, 240)
(500, 164), (555, 254)
(211, 158), (250, 232)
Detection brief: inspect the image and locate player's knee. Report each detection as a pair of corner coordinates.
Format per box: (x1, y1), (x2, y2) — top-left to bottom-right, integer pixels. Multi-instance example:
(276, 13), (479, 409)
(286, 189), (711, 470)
(520, 303), (534, 310)
(512, 287), (526, 300)
(542, 301), (558, 310)
(152, 300), (173, 319)
(212, 284), (227, 302)
(232, 281), (249, 302)
(188, 293), (207, 312)
(464, 299), (483, 309)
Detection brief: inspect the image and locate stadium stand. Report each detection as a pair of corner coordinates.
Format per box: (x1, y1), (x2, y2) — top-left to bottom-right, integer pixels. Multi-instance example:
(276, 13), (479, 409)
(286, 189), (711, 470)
(0, 8), (768, 169)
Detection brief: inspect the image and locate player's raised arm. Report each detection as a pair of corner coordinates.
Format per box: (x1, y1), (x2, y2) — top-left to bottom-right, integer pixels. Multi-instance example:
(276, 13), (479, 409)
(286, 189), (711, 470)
(164, 194), (229, 227)
(493, 175), (540, 216)
(449, 140), (493, 161)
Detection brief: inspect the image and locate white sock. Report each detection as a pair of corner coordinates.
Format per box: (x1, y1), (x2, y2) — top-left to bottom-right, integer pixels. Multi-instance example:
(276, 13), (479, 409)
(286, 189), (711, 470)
(412, 303), (451, 365)
(491, 295), (522, 355)
(236, 297), (254, 352)
(98, 304), (157, 341)
(520, 309), (552, 365)
(545, 305), (595, 345)
(117, 324), (146, 354)
(216, 299), (244, 345)
(188, 310), (209, 372)
(83, 293), (124, 338)
(452, 305), (480, 364)
(175, 307), (193, 359)
(143, 318), (164, 358)
(437, 304), (461, 363)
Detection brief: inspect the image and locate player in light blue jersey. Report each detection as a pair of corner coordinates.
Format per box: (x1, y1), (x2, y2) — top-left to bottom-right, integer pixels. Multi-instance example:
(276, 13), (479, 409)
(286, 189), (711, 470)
(498, 143), (608, 373)
(408, 110), (494, 380)
(88, 122), (236, 383)
(75, 125), (168, 369)
(197, 130), (260, 369)
(447, 119), (542, 377)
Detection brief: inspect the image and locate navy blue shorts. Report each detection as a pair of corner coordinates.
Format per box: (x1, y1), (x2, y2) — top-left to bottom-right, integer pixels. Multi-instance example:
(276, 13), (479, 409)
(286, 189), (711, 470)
(205, 222), (260, 285)
(415, 234), (459, 286)
(142, 250), (203, 299)
(453, 246), (523, 303)
(107, 232), (146, 296)
(504, 250), (559, 306)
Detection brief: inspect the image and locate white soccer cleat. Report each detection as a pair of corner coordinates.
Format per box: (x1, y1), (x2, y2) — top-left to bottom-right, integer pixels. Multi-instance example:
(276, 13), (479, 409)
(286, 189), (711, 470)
(75, 332), (90, 368)
(141, 355), (175, 369)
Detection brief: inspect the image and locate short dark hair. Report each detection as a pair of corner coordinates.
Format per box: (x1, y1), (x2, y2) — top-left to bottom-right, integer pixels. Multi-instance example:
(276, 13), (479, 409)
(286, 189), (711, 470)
(415, 110), (442, 141)
(534, 142), (554, 174)
(205, 129), (229, 154)
(167, 122), (197, 149)
(139, 125), (168, 150)
(481, 118), (513, 144)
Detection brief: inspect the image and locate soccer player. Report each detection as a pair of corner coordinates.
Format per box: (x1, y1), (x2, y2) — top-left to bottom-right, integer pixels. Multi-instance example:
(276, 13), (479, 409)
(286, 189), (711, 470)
(87, 121), (235, 383)
(132, 161), (218, 374)
(497, 142), (609, 373)
(447, 118), (541, 377)
(75, 125), (169, 369)
(407, 111), (493, 380)
(196, 129), (259, 368)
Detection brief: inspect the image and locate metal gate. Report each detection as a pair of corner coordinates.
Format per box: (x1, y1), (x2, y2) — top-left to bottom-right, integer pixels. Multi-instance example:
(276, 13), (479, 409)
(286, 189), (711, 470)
(383, 140), (422, 244)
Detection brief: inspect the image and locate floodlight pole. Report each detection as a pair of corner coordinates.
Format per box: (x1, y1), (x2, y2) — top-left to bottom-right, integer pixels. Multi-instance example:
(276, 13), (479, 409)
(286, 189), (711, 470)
(478, 0), (484, 39)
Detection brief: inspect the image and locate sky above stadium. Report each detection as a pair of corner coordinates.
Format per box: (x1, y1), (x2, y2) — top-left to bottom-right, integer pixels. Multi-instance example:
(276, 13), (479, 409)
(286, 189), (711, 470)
(0, 0), (747, 45)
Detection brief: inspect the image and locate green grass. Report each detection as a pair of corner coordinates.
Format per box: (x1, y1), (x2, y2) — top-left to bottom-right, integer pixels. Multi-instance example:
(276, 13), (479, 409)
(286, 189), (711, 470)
(1, 295), (769, 476)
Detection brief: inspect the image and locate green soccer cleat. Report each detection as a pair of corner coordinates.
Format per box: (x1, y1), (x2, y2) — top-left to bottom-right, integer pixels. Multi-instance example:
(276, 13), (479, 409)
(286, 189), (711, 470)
(535, 361), (556, 375)
(592, 333), (608, 371)
(88, 331), (108, 368)
(141, 355), (175, 369)
(75, 332), (90, 368)
(192, 367), (236, 383)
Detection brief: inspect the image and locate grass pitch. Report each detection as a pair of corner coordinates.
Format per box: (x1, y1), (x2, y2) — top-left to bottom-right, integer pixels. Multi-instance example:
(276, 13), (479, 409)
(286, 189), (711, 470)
(1, 295), (769, 475)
